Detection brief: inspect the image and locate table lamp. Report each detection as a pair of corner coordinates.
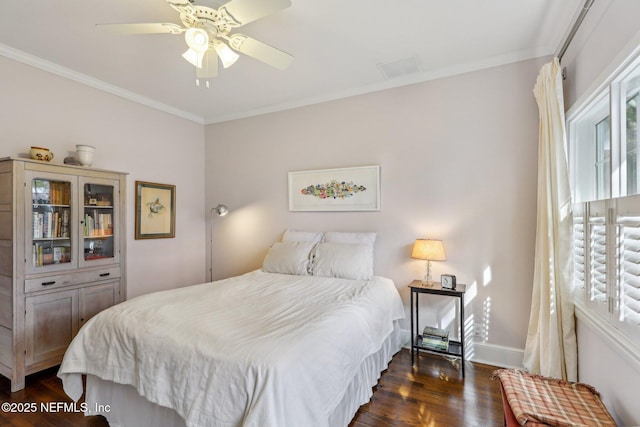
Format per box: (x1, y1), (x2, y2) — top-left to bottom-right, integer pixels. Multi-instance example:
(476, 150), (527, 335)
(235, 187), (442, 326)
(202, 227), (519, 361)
(411, 239), (446, 285)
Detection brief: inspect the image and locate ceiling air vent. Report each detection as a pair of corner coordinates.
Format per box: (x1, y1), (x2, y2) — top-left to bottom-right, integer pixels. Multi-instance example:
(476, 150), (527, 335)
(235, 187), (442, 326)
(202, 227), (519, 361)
(378, 56), (422, 80)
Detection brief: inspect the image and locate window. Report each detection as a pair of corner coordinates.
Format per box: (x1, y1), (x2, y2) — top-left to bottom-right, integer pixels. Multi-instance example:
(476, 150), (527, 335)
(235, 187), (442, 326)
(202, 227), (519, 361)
(623, 76), (640, 196)
(569, 91), (610, 202)
(569, 56), (640, 348)
(595, 117), (611, 199)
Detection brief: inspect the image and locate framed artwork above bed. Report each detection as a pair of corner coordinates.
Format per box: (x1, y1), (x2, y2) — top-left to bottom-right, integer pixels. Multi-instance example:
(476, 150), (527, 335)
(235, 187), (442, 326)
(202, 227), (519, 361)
(288, 165), (380, 211)
(135, 180), (176, 239)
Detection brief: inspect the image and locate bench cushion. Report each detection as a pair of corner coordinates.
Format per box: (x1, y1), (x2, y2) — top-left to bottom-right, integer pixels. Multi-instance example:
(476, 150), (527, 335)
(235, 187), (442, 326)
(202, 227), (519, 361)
(493, 369), (616, 426)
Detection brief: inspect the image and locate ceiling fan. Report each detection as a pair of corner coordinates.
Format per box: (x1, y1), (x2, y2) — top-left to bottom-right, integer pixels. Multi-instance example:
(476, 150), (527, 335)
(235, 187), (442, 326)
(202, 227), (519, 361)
(100, 0), (293, 83)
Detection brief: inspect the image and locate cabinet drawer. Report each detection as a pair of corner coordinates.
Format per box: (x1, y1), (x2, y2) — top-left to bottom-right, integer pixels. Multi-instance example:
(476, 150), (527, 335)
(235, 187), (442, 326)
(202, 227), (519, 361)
(24, 267), (120, 294)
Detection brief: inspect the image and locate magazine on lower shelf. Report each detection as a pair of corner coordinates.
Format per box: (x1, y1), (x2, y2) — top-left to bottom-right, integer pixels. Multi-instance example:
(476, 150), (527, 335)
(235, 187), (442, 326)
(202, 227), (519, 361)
(420, 325), (449, 351)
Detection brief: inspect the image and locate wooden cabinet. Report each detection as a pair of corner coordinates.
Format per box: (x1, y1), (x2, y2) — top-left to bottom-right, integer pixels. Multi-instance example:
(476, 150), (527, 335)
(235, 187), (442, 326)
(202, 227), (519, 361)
(79, 281), (120, 324)
(24, 281), (119, 367)
(25, 289), (79, 367)
(0, 158), (127, 391)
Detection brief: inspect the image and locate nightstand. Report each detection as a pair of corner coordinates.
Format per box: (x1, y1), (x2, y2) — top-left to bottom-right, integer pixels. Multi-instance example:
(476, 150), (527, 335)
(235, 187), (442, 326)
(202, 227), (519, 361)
(409, 279), (466, 377)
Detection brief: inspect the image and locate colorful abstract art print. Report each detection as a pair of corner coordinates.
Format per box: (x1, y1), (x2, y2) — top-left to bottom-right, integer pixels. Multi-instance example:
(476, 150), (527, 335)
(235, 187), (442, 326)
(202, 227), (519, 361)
(288, 166), (380, 211)
(300, 180), (367, 200)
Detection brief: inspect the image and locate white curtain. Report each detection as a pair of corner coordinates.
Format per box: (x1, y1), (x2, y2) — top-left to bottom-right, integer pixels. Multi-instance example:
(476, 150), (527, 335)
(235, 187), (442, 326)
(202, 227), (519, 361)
(523, 58), (577, 382)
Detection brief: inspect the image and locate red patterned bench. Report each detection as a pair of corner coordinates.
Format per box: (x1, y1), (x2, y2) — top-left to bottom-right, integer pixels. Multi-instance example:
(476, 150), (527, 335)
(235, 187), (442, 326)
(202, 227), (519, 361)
(493, 369), (616, 426)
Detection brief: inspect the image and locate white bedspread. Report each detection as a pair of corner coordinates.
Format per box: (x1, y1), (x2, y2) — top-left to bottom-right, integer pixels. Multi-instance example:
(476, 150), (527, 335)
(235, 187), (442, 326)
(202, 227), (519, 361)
(58, 270), (405, 427)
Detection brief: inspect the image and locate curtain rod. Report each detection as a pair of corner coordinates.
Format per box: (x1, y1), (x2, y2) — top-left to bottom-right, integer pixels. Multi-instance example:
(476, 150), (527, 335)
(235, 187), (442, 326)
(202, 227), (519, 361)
(557, 0), (596, 62)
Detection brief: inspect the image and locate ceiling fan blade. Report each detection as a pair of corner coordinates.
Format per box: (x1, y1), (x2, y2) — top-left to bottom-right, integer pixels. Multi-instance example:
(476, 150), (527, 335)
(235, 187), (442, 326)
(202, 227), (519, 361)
(196, 50), (219, 79)
(220, 0), (291, 26)
(227, 34), (293, 70)
(97, 23), (183, 35)
(166, 0), (197, 18)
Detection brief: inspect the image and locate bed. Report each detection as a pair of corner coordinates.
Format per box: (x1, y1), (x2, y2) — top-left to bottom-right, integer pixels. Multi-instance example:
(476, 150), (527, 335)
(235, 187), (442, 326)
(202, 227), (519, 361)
(57, 231), (405, 427)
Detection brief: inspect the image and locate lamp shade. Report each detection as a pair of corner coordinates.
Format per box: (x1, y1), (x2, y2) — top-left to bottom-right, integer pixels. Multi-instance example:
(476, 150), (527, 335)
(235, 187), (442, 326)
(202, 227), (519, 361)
(185, 28), (209, 53)
(213, 204), (229, 216)
(214, 41), (240, 68)
(182, 28), (210, 68)
(411, 239), (446, 261)
(182, 48), (205, 68)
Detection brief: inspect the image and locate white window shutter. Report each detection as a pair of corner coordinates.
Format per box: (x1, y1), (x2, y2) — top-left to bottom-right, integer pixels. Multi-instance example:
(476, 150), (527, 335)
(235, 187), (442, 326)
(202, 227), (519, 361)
(587, 201), (609, 317)
(615, 195), (640, 342)
(574, 203), (586, 294)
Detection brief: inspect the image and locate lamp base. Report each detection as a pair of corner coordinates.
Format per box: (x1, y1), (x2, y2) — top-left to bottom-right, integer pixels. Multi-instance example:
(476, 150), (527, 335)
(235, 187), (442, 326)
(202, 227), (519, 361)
(423, 260), (435, 286)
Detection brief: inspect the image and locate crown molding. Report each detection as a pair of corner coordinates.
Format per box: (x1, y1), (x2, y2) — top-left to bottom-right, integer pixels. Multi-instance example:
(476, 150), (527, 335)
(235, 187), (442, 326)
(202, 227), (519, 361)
(203, 46), (552, 124)
(0, 43), (204, 124)
(0, 42), (550, 126)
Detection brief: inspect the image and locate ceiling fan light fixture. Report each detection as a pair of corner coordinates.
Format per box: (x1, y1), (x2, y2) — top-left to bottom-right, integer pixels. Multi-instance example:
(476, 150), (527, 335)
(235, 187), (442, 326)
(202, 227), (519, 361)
(101, 0), (293, 80)
(214, 41), (240, 68)
(182, 28), (210, 68)
(182, 48), (205, 68)
(184, 27), (209, 53)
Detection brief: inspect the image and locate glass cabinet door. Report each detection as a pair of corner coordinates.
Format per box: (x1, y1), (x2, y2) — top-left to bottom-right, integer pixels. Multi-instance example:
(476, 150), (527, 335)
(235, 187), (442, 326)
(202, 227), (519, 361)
(79, 177), (119, 267)
(26, 172), (78, 274)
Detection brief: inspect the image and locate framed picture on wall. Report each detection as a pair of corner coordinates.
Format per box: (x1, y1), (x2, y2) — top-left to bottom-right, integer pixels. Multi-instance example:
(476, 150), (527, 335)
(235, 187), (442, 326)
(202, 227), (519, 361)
(288, 165), (381, 211)
(135, 181), (176, 239)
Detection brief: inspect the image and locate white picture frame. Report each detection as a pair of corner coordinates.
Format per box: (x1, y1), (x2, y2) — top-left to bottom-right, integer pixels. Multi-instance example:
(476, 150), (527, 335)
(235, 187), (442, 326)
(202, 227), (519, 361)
(288, 165), (380, 211)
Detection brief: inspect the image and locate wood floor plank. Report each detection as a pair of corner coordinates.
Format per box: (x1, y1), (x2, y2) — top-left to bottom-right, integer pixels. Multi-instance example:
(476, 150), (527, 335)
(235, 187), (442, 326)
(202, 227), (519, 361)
(0, 349), (504, 426)
(349, 350), (503, 427)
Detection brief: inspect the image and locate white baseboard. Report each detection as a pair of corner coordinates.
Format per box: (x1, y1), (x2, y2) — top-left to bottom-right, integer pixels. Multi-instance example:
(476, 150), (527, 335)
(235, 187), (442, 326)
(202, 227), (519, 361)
(468, 342), (525, 369)
(400, 329), (524, 369)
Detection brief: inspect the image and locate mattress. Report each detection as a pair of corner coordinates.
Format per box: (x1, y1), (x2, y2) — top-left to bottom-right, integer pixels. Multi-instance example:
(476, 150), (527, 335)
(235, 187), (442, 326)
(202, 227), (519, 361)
(58, 270), (405, 427)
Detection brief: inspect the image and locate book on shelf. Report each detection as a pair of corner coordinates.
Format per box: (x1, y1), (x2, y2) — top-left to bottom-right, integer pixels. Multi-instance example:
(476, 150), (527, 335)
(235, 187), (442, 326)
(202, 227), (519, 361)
(33, 209), (71, 239)
(42, 251), (53, 265)
(44, 211), (51, 238)
(33, 212), (41, 239)
(419, 336), (449, 351)
(423, 326), (449, 339)
(33, 244), (44, 267)
(49, 181), (70, 205)
(419, 325), (449, 351)
(61, 209), (70, 237)
(85, 212), (113, 236)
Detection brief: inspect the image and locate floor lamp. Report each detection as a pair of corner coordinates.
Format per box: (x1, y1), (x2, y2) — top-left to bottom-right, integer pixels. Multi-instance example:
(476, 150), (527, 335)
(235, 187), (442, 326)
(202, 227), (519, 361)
(210, 204), (229, 281)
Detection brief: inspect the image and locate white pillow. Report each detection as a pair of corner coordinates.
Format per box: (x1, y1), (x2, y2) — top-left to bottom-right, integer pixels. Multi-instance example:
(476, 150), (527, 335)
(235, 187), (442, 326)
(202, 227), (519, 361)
(311, 242), (374, 280)
(262, 241), (316, 275)
(323, 231), (376, 247)
(282, 229), (324, 244)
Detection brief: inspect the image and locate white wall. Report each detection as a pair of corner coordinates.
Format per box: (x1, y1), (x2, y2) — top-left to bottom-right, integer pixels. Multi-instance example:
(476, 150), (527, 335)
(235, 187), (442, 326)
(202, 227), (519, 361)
(563, 0), (640, 109)
(204, 57), (546, 363)
(0, 56), (206, 298)
(561, 1), (640, 425)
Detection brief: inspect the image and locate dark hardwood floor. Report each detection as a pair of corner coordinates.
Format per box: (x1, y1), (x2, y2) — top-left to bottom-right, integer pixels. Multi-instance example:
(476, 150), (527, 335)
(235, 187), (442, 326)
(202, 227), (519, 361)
(0, 349), (504, 426)
(350, 350), (504, 427)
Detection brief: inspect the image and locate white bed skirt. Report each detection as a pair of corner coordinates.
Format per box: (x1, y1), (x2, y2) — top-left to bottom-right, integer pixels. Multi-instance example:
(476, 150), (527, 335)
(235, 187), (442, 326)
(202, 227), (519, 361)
(84, 320), (402, 427)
